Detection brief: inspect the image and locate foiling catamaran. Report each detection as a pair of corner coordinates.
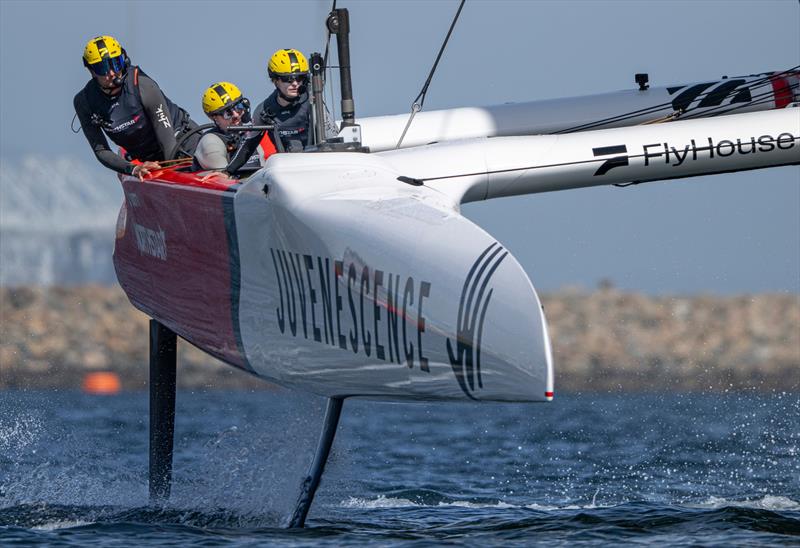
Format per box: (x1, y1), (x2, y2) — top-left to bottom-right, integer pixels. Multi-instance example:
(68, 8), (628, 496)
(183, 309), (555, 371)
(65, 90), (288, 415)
(109, 6), (799, 527)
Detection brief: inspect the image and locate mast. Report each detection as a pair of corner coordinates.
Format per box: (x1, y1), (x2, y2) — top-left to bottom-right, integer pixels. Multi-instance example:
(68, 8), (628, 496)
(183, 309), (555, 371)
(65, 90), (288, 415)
(327, 8), (355, 127)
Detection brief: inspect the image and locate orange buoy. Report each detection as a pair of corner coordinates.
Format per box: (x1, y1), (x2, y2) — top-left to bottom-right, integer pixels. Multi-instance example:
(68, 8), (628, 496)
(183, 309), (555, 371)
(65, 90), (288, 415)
(82, 372), (122, 395)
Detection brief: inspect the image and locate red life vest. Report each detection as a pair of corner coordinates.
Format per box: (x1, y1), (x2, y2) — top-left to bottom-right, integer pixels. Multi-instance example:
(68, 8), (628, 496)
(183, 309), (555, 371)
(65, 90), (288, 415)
(258, 131), (277, 163)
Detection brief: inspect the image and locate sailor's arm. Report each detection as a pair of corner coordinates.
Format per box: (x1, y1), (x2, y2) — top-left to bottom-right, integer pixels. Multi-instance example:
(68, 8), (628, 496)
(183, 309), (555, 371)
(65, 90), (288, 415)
(225, 130), (263, 174)
(73, 93), (136, 175)
(138, 74), (178, 160)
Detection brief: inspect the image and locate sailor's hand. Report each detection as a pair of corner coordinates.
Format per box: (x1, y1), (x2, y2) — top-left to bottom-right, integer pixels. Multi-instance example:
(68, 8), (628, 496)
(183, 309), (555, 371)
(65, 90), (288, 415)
(131, 161), (162, 181)
(199, 171), (228, 183)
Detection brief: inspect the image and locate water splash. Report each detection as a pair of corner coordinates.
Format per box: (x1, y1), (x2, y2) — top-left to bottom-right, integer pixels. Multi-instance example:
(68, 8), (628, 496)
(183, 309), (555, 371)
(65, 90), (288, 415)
(692, 495), (800, 511)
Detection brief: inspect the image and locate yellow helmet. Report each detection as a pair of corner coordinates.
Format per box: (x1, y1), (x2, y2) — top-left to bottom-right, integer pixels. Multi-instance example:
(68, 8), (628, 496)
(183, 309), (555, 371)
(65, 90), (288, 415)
(82, 35), (127, 75)
(202, 82), (244, 115)
(268, 49), (309, 78)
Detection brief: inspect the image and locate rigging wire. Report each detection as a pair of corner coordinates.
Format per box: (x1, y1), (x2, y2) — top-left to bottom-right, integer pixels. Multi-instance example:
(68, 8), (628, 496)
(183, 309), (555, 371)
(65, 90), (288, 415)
(326, 65), (338, 128)
(71, 113), (82, 133)
(639, 82), (799, 125)
(639, 111), (683, 125)
(553, 65), (799, 135)
(680, 81), (799, 120)
(671, 66), (799, 117)
(395, 0), (466, 149)
(591, 66), (797, 131)
(556, 83), (761, 133)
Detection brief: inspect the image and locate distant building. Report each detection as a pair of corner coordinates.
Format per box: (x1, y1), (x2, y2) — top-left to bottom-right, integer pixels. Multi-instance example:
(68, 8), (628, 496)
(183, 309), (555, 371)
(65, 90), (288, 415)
(0, 155), (122, 286)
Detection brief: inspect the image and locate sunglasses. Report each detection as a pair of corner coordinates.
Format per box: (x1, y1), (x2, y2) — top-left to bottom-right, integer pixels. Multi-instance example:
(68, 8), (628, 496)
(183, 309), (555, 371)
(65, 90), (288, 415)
(276, 73), (307, 84)
(217, 101), (247, 120)
(89, 55), (126, 76)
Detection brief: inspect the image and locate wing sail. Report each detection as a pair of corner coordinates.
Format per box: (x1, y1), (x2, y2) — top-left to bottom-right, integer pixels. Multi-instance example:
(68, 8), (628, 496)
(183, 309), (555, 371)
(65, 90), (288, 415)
(358, 71), (799, 151)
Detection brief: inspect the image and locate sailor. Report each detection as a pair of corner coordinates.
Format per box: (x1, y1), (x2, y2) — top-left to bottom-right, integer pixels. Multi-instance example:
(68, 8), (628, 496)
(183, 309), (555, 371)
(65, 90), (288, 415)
(73, 35), (200, 180)
(194, 82), (276, 171)
(225, 48), (337, 174)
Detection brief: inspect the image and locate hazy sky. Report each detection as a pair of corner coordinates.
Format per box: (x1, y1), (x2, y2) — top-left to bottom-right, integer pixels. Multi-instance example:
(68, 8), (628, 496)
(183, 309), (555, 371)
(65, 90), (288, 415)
(1, 0), (798, 294)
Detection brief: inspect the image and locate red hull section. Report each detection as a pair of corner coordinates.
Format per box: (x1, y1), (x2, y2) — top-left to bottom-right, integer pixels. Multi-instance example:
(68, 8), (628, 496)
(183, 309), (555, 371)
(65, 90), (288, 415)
(113, 168), (251, 372)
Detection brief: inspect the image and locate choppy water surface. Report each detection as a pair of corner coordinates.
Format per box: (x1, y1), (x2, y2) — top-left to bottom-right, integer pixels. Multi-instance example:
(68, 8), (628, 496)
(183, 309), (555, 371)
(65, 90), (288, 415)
(1, 389), (798, 546)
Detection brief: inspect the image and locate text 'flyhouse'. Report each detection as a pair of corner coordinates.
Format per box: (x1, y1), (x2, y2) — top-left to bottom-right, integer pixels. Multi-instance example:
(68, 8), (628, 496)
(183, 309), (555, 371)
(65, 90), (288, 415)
(643, 132), (797, 166)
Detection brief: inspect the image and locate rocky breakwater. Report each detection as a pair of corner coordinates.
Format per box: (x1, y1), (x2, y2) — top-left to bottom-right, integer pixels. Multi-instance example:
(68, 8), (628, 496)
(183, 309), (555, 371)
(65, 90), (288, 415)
(0, 286), (256, 390)
(1, 285), (798, 391)
(545, 288), (799, 391)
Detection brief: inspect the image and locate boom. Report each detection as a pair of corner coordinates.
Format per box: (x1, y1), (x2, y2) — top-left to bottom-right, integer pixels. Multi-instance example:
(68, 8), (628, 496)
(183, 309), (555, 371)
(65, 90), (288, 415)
(377, 108), (800, 204)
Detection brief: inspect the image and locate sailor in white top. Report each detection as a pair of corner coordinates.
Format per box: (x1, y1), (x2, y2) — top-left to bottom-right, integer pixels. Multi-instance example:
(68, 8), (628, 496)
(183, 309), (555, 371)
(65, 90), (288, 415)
(194, 82), (264, 171)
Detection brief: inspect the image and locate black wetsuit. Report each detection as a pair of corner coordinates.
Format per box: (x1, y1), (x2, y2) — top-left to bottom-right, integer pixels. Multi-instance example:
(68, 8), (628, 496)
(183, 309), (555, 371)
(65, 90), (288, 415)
(225, 90), (313, 174)
(74, 67), (198, 175)
(260, 89), (314, 149)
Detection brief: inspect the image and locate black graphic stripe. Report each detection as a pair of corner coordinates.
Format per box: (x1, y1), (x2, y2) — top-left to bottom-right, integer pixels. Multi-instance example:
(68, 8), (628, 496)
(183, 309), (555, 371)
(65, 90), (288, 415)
(447, 242), (507, 398)
(731, 88), (753, 104)
(287, 50), (299, 71)
(475, 288), (494, 389)
(593, 145), (627, 156)
(670, 82), (716, 111)
(464, 244), (504, 323)
(466, 251), (507, 390)
(556, 73), (786, 135)
(593, 144), (629, 176)
(697, 79), (746, 108)
(446, 335), (477, 399)
(468, 250), (507, 339)
(455, 242), (498, 336)
(594, 156), (629, 176)
(448, 244), (498, 398)
(223, 192), (254, 372)
(213, 84), (229, 102)
(95, 38), (109, 59)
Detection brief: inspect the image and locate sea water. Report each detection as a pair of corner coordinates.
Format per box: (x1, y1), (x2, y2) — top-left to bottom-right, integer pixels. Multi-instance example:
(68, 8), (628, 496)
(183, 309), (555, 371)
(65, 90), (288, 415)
(1, 388), (798, 546)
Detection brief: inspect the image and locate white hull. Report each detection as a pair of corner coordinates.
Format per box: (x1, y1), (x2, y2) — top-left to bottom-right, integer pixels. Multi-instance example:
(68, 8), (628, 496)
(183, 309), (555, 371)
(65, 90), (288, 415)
(220, 108), (797, 401)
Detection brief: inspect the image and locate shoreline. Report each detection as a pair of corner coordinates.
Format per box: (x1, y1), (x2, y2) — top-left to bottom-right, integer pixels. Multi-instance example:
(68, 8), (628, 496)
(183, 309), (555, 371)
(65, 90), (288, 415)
(2, 285), (798, 392)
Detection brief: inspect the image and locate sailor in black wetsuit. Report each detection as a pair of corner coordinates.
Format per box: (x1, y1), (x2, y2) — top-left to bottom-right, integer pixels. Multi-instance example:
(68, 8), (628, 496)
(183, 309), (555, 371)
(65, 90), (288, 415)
(73, 35), (199, 180)
(225, 48), (337, 175)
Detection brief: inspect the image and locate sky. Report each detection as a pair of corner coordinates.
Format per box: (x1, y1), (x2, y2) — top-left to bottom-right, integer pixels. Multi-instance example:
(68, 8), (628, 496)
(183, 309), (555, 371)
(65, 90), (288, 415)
(0, 0), (798, 294)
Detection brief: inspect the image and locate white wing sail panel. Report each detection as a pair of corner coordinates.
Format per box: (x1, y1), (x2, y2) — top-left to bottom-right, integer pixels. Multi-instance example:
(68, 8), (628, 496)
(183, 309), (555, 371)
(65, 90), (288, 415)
(358, 72), (799, 151)
(233, 154), (553, 401)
